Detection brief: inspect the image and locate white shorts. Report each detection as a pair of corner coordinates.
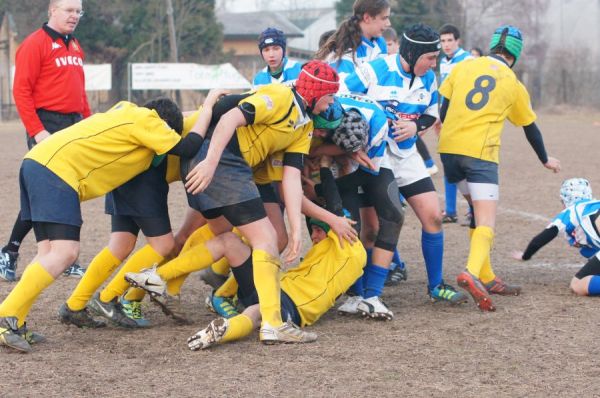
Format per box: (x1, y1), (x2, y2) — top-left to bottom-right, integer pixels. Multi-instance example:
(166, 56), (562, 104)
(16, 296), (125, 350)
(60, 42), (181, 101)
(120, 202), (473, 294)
(387, 149), (430, 188)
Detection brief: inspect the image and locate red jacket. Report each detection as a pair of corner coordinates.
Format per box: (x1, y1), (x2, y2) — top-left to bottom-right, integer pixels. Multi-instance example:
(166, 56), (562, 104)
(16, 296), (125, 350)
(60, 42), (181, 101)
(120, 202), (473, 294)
(13, 24), (91, 136)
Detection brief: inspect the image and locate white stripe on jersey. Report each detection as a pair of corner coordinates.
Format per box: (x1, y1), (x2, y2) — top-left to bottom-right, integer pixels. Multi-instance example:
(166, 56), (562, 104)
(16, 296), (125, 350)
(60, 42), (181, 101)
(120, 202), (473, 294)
(549, 199), (600, 256)
(439, 47), (472, 83)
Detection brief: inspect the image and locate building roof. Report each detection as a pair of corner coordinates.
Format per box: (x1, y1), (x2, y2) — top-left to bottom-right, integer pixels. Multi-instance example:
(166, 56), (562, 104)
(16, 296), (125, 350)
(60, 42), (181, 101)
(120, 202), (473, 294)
(218, 11), (304, 39)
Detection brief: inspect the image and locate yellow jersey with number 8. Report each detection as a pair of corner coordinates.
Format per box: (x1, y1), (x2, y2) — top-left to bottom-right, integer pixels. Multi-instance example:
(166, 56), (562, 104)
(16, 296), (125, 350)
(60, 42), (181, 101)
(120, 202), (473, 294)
(438, 56), (536, 163)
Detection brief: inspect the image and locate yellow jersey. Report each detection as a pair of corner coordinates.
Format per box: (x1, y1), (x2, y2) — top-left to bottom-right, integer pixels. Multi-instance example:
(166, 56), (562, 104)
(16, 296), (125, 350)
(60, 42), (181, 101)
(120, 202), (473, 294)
(252, 151), (284, 185)
(236, 84), (313, 168)
(438, 56), (536, 163)
(26, 101), (181, 201)
(281, 232), (366, 326)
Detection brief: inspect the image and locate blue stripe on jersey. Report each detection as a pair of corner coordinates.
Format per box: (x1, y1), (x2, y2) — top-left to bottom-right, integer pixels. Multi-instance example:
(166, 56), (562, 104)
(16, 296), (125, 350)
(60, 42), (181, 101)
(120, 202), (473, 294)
(439, 47), (472, 82)
(345, 54), (439, 154)
(252, 57), (302, 88)
(330, 36), (387, 92)
(549, 199), (600, 257)
(336, 94), (389, 174)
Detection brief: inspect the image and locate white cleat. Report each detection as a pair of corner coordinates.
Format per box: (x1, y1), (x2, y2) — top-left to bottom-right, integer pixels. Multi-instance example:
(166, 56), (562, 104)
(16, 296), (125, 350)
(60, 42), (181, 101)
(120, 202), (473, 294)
(124, 265), (166, 297)
(337, 295), (364, 315)
(357, 296), (394, 321)
(187, 318), (229, 351)
(259, 321), (317, 345)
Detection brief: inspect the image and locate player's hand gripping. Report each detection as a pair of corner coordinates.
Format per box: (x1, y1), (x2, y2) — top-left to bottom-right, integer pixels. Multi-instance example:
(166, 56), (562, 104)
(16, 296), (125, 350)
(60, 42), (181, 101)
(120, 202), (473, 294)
(283, 227), (302, 264)
(203, 89), (230, 109)
(185, 159), (218, 194)
(351, 149), (376, 171)
(329, 215), (358, 247)
(392, 120), (417, 142)
(544, 157), (561, 173)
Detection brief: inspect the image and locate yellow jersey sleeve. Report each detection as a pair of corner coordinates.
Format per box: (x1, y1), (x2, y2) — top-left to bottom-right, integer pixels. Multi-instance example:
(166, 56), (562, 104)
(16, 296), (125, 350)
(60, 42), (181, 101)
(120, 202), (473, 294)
(131, 109), (182, 156)
(507, 81), (536, 127)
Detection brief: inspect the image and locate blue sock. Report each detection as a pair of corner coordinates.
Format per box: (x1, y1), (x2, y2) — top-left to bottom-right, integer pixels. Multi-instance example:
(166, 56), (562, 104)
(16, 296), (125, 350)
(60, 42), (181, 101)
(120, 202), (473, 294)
(350, 247), (371, 296)
(444, 177), (457, 216)
(422, 230), (444, 290)
(587, 275), (600, 295)
(390, 248), (404, 271)
(424, 158), (435, 168)
(363, 264), (389, 298)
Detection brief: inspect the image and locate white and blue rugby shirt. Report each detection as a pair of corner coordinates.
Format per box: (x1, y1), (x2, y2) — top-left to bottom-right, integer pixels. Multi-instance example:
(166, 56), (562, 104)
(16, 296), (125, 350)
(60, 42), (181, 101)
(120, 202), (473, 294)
(439, 47), (472, 83)
(337, 93), (389, 174)
(344, 54), (439, 157)
(252, 57), (302, 88)
(329, 36), (387, 92)
(549, 199), (600, 258)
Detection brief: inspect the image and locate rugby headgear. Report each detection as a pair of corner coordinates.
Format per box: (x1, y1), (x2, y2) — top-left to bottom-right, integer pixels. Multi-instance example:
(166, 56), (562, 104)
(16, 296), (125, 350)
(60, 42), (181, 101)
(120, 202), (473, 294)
(399, 23), (440, 87)
(332, 110), (368, 153)
(489, 25), (523, 67)
(560, 178), (593, 207)
(309, 218), (330, 233)
(313, 98), (344, 130)
(295, 61), (340, 111)
(258, 28), (287, 57)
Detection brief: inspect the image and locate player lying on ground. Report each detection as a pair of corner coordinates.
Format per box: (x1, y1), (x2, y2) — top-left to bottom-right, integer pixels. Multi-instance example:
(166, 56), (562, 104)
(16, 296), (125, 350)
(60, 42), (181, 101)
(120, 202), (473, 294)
(0, 98), (205, 353)
(513, 178), (600, 296)
(186, 159), (366, 349)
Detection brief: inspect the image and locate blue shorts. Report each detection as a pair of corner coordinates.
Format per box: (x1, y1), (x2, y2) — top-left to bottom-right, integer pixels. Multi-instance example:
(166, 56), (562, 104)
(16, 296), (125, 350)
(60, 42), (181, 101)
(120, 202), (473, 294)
(105, 161), (169, 218)
(181, 139), (260, 211)
(238, 287), (301, 326)
(20, 159), (82, 226)
(440, 154), (499, 185)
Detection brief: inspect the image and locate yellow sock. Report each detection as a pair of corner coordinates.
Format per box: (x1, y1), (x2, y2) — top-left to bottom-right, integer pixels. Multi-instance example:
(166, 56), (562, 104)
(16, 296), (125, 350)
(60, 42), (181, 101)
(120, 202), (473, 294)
(157, 242), (214, 281)
(66, 247), (122, 311)
(221, 314), (254, 343)
(252, 249), (282, 327)
(100, 244), (164, 303)
(123, 287), (146, 301)
(0, 262), (54, 326)
(181, 224), (215, 254)
(479, 256), (496, 284)
(166, 275), (189, 296)
(466, 226), (494, 279)
(215, 274), (239, 297)
(211, 257), (231, 277)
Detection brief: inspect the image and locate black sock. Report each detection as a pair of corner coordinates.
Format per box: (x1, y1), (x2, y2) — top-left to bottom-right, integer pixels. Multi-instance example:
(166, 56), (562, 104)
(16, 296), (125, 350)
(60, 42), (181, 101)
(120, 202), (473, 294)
(231, 255), (258, 308)
(4, 211), (32, 253)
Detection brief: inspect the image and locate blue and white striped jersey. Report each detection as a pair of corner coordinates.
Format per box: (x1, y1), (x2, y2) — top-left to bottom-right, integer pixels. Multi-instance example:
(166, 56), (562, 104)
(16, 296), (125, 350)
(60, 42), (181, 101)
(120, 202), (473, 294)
(337, 93), (389, 174)
(328, 36), (387, 92)
(252, 57), (302, 88)
(549, 199), (600, 258)
(344, 54), (439, 157)
(439, 47), (472, 83)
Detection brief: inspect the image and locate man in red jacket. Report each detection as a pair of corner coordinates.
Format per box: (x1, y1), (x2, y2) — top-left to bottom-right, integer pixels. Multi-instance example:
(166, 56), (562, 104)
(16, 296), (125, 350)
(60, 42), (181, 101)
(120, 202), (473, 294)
(0, 0), (90, 281)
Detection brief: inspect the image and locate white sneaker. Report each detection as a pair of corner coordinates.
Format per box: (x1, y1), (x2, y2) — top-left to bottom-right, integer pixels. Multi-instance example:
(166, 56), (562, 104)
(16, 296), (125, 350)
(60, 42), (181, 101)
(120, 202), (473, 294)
(357, 296), (394, 320)
(427, 164), (439, 176)
(337, 295), (363, 315)
(187, 318), (228, 351)
(259, 321), (317, 345)
(124, 265), (166, 297)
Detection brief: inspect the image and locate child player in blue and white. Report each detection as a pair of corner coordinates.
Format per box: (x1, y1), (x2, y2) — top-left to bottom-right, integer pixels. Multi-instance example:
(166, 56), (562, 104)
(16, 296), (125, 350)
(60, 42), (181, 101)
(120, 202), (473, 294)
(345, 23), (466, 304)
(513, 178), (600, 297)
(316, 0), (390, 88)
(437, 24), (473, 224)
(252, 28), (301, 88)
(313, 94), (403, 319)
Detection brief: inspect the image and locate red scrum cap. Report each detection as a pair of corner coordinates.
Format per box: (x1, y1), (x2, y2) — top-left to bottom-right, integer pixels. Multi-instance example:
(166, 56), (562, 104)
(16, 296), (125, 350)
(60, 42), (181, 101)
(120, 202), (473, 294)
(295, 61), (340, 109)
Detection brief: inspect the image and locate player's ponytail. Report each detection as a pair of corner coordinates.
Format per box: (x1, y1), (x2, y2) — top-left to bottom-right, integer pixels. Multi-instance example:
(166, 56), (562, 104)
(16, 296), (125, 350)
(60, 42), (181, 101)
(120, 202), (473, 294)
(316, 0), (390, 64)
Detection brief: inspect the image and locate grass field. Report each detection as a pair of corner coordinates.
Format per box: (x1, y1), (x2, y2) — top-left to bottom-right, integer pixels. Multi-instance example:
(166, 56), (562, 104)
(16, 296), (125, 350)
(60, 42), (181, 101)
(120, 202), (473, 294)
(1, 111), (599, 397)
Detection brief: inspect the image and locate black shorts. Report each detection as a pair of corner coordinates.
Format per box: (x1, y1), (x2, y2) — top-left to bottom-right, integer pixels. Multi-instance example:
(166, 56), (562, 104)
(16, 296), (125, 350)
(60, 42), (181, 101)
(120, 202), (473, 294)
(440, 153), (499, 185)
(111, 215), (171, 237)
(200, 198), (266, 227)
(26, 109), (83, 149)
(105, 161), (169, 219)
(257, 183), (280, 204)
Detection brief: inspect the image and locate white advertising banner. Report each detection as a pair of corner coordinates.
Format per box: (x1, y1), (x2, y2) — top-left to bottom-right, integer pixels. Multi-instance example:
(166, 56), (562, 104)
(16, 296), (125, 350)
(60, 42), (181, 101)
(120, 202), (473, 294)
(131, 63), (251, 90)
(84, 64), (112, 91)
